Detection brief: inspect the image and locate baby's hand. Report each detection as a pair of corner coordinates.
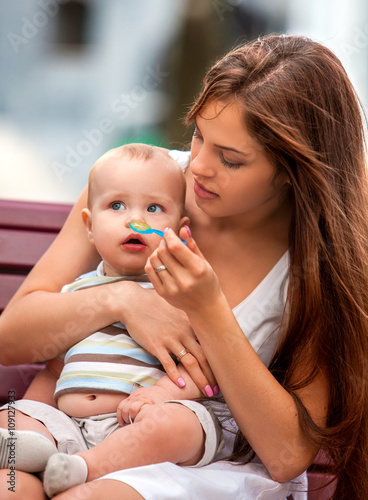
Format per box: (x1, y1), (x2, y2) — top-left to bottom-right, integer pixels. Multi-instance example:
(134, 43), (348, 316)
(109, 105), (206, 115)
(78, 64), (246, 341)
(117, 386), (170, 425)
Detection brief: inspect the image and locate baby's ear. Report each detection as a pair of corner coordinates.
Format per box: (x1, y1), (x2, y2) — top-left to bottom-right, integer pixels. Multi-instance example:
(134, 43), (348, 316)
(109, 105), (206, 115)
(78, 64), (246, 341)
(81, 208), (94, 244)
(179, 216), (190, 230)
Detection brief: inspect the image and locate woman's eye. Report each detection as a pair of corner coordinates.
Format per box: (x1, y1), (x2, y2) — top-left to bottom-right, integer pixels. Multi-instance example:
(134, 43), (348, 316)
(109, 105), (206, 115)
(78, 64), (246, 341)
(147, 204), (163, 213)
(219, 152), (242, 169)
(111, 202), (125, 211)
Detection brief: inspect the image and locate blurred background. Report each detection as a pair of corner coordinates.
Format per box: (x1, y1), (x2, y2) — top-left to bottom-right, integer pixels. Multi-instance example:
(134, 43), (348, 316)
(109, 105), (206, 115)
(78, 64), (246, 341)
(1, 0), (368, 204)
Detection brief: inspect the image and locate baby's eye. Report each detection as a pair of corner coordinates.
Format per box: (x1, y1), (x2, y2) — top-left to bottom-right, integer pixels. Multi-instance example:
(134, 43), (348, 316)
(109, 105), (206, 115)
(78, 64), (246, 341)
(147, 204), (163, 213)
(111, 202), (126, 211)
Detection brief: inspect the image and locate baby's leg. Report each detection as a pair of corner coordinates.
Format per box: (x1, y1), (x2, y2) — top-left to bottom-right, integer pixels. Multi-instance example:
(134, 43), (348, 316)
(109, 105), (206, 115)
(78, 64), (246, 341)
(85, 401), (205, 473)
(0, 409), (57, 472)
(0, 409), (55, 441)
(44, 402), (205, 497)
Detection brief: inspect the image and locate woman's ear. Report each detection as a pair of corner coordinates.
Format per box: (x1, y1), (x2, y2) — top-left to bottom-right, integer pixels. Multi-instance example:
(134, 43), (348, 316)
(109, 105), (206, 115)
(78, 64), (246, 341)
(81, 208), (94, 244)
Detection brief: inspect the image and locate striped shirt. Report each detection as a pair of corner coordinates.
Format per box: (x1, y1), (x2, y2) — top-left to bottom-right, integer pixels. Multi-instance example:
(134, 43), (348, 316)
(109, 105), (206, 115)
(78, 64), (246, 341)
(54, 263), (165, 401)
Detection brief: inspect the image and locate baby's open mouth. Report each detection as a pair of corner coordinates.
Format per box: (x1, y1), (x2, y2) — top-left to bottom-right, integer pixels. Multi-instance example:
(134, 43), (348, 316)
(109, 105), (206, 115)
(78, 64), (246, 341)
(125, 238), (144, 245)
(122, 234), (147, 252)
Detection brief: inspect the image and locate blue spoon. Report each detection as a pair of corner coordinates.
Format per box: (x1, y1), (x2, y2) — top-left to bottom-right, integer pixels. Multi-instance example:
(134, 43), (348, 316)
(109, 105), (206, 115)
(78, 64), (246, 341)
(129, 221), (186, 244)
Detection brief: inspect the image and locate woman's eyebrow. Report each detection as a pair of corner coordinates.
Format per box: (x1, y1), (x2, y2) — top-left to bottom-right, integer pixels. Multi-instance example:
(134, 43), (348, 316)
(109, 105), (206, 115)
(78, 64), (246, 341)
(214, 144), (249, 157)
(195, 118), (249, 157)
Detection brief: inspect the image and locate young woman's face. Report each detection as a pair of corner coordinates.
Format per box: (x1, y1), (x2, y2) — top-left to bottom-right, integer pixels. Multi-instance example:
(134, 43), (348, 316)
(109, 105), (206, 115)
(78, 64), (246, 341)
(190, 101), (289, 223)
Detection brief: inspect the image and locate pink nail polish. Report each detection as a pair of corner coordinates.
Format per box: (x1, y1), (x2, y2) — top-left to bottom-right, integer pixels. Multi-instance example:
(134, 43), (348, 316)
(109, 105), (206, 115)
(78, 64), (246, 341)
(163, 227), (170, 234)
(177, 377), (186, 387)
(204, 385), (213, 397)
(213, 385), (220, 396)
(184, 225), (192, 238)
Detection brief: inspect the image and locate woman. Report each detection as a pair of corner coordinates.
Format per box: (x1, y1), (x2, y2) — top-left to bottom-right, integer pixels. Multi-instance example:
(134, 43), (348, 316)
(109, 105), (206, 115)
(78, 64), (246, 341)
(1, 34), (368, 499)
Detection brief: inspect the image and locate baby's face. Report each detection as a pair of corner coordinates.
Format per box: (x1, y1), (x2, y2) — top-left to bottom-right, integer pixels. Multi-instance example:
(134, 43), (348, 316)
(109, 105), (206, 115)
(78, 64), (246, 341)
(86, 154), (185, 276)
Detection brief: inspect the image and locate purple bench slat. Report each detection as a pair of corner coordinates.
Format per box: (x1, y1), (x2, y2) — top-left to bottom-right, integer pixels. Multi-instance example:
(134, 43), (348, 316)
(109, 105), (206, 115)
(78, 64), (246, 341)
(0, 274), (25, 311)
(0, 228), (58, 271)
(307, 471), (336, 499)
(0, 199), (72, 232)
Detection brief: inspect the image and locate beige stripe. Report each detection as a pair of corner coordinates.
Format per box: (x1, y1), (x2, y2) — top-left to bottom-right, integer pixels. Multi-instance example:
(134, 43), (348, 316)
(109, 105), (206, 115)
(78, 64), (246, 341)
(66, 353), (163, 369)
(58, 371), (163, 385)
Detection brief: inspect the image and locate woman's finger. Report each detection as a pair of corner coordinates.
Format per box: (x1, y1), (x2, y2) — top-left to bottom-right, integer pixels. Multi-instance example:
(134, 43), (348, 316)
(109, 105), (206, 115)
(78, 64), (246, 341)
(178, 226), (205, 259)
(178, 353), (213, 396)
(156, 348), (189, 387)
(181, 338), (218, 390)
(164, 228), (204, 269)
(145, 251), (179, 297)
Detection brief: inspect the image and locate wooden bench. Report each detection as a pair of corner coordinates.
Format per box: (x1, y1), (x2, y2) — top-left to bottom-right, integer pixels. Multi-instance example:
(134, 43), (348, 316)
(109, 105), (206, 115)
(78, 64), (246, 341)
(305, 450), (336, 499)
(0, 198), (72, 401)
(0, 199), (335, 497)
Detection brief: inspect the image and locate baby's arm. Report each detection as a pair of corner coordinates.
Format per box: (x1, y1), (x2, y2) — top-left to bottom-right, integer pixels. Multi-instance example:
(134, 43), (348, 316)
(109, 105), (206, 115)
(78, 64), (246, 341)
(117, 364), (204, 425)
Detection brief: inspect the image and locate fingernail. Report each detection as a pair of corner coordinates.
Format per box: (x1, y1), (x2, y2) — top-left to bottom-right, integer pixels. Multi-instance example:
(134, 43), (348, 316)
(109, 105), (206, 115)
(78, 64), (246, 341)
(184, 225), (192, 238)
(213, 385), (220, 396)
(177, 377), (186, 387)
(163, 227), (170, 234)
(204, 385), (213, 397)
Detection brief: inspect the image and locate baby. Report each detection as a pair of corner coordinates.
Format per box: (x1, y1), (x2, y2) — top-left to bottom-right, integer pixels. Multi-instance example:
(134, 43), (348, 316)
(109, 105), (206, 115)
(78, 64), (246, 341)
(0, 144), (223, 497)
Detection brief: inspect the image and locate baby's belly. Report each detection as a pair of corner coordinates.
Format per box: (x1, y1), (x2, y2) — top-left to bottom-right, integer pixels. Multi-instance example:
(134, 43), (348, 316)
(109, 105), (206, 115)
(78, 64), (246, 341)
(57, 392), (128, 417)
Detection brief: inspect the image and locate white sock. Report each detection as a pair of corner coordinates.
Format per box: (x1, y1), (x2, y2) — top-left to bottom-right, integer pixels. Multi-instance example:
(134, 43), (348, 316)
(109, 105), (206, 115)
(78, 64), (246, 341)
(44, 453), (88, 498)
(0, 428), (58, 473)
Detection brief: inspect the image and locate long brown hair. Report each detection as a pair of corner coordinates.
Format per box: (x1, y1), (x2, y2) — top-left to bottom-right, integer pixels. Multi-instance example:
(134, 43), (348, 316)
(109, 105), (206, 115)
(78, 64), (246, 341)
(187, 34), (368, 498)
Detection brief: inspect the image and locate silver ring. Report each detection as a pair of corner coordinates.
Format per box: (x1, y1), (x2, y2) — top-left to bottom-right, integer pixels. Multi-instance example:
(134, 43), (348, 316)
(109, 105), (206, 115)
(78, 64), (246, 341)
(176, 348), (190, 361)
(155, 265), (167, 273)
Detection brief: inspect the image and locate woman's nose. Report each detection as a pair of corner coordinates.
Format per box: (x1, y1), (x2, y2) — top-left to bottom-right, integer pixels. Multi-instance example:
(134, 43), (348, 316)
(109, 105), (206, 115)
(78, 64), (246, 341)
(190, 146), (215, 178)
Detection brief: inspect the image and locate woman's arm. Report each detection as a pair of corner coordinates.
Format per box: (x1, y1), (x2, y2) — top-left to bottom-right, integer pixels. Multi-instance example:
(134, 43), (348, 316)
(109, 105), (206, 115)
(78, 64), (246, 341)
(0, 189), (215, 391)
(146, 228), (329, 483)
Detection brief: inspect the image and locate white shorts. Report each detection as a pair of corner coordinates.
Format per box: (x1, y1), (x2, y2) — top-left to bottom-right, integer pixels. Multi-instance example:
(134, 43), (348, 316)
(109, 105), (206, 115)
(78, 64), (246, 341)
(1, 398), (223, 467)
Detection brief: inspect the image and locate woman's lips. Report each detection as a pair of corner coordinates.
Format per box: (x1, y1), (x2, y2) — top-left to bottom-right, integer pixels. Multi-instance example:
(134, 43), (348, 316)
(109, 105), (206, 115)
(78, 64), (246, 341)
(193, 180), (219, 200)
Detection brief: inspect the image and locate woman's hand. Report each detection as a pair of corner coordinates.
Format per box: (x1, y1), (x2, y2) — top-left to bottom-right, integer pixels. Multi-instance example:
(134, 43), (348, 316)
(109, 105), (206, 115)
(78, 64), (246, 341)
(145, 227), (222, 315)
(144, 227), (223, 389)
(119, 281), (217, 393)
